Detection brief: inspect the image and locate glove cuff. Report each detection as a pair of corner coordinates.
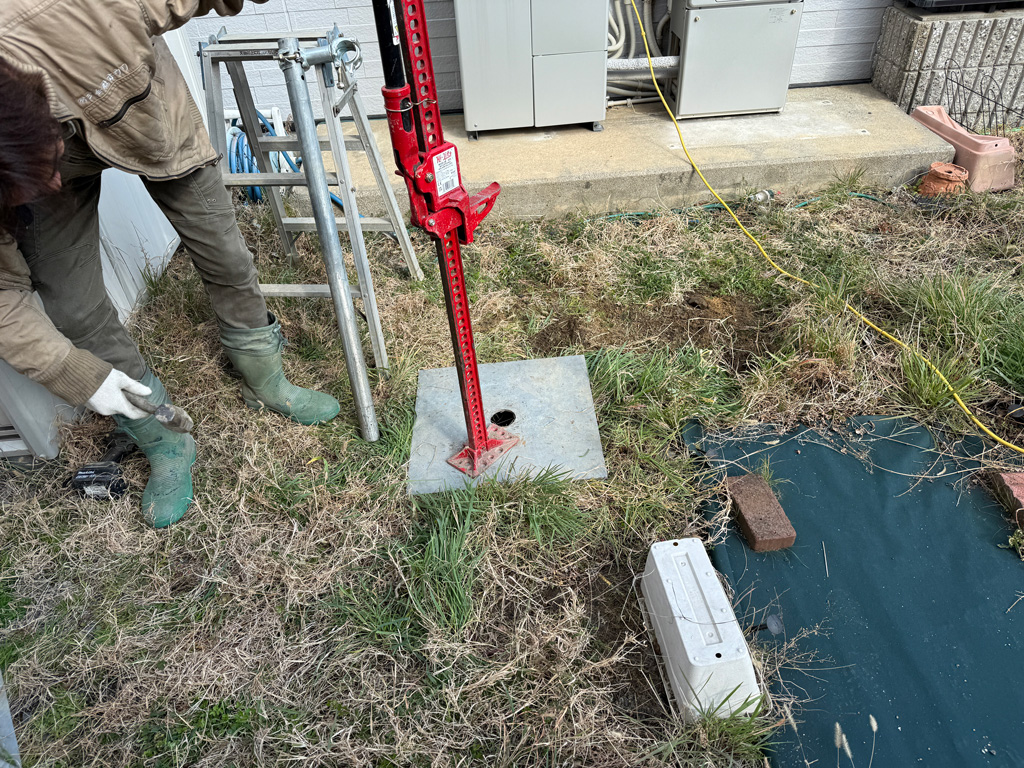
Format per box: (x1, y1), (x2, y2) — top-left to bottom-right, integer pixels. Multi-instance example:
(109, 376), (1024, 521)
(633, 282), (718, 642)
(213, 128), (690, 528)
(38, 347), (113, 406)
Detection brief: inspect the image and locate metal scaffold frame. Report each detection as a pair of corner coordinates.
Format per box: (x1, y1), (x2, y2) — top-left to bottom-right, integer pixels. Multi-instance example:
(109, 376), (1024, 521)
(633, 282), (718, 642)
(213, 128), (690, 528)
(201, 27), (425, 441)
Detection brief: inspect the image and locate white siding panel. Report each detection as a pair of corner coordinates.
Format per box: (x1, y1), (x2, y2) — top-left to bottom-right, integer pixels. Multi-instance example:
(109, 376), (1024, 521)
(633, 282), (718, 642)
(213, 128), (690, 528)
(836, 6), (888, 28)
(791, 58), (873, 84)
(178, 0), (464, 118)
(792, 0), (893, 85)
(795, 42), (876, 64)
(799, 11), (840, 31)
(799, 24), (889, 47)
(801, 0), (891, 12)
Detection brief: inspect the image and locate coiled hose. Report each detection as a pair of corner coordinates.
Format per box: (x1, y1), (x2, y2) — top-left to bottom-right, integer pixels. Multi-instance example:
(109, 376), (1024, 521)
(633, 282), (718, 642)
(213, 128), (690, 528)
(228, 110), (347, 211)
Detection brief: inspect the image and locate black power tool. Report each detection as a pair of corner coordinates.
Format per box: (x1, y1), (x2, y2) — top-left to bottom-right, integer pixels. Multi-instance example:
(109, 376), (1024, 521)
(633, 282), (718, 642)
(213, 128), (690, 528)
(69, 432), (137, 499)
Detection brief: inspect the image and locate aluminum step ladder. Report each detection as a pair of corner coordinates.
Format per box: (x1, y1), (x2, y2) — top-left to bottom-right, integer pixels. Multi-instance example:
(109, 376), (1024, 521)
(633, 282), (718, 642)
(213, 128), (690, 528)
(201, 27), (422, 440)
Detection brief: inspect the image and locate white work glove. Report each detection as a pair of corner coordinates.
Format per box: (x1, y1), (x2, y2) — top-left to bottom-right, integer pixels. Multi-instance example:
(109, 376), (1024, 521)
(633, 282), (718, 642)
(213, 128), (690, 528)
(86, 369), (152, 420)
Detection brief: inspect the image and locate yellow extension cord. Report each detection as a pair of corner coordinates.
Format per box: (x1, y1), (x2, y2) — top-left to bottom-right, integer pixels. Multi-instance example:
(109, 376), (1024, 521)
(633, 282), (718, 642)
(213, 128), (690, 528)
(627, 0), (1024, 456)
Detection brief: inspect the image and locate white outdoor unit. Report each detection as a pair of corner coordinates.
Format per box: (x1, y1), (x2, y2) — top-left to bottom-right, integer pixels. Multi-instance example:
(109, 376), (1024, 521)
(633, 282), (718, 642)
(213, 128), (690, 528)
(641, 538), (761, 719)
(670, 0), (803, 119)
(453, 0), (608, 139)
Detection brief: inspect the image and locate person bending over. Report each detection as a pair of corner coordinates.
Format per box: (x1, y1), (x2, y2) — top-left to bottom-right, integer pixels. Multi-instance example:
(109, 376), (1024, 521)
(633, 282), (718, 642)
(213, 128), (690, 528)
(0, 0), (339, 528)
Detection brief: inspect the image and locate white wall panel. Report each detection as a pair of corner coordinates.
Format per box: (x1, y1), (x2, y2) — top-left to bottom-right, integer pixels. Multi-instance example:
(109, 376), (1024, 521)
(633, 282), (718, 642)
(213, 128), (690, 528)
(178, 0), (462, 118)
(793, 0), (894, 84)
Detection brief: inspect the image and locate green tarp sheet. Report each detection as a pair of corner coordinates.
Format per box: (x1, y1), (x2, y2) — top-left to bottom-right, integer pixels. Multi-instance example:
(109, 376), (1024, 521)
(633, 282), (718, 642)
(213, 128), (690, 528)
(692, 417), (1023, 767)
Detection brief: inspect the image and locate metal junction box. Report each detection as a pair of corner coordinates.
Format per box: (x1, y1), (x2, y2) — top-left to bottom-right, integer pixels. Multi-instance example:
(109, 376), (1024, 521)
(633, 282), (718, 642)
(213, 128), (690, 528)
(453, 0), (607, 136)
(671, 0), (803, 119)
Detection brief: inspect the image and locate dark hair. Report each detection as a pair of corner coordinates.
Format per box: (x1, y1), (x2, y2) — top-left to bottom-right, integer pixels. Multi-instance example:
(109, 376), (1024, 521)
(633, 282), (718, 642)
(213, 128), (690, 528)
(0, 60), (63, 234)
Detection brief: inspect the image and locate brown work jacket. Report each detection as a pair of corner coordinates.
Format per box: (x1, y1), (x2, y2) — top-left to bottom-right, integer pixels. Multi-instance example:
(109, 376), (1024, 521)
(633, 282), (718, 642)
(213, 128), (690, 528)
(0, 0), (268, 406)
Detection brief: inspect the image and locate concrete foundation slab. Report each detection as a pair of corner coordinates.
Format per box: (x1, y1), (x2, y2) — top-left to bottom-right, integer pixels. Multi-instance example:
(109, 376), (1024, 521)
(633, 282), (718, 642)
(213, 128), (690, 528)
(338, 84), (951, 218)
(407, 355), (607, 496)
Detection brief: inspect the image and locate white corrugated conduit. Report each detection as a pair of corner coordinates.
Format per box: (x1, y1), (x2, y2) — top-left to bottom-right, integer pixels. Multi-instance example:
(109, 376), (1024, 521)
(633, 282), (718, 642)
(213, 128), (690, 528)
(606, 0), (673, 103)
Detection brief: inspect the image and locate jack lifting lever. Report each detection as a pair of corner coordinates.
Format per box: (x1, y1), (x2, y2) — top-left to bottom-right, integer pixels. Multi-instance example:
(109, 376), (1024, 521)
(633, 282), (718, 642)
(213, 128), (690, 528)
(370, 0), (519, 478)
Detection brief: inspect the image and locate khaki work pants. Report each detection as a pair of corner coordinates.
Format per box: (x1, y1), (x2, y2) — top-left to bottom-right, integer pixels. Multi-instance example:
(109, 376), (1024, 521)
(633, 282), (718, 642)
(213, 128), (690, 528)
(17, 133), (267, 380)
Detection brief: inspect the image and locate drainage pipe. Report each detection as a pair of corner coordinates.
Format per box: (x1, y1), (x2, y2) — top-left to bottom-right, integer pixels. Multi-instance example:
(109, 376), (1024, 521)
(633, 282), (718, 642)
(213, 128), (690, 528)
(608, 0), (625, 55)
(607, 85), (659, 97)
(656, 0), (674, 49)
(607, 95), (663, 106)
(611, 0), (627, 58)
(626, 1), (636, 58)
(644, 0), (662, 57)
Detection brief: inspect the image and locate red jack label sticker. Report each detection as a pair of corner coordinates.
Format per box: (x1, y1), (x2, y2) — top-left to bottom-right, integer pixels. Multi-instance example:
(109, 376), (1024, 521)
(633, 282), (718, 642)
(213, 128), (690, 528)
(433, 147), (460, 197)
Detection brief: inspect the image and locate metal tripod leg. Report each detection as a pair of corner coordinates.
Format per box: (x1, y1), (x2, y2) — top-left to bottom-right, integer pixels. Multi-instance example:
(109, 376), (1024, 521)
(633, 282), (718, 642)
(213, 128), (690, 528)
(279, 38), (379, 441)
(201, 49), (227, 160)
(225, 61), (299, 261)
(314, 70), (389, 373)
(340, 69), (424, 281)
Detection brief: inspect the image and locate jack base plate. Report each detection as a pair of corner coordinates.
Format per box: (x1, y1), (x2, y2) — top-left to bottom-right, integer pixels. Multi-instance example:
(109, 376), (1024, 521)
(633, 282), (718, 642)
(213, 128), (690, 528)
(408, 356), (606, 496)
(447, 424), (520, 477)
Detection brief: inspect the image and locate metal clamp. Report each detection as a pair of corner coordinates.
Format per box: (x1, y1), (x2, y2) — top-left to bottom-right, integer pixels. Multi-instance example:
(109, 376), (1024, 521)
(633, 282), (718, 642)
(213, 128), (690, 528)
(292, 27), (363, 73)
(329, 35), (363, 73)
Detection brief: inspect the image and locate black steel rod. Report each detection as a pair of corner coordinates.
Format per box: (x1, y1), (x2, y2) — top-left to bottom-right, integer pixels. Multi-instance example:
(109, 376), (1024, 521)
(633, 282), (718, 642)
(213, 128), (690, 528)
(370, 0), (406, 89)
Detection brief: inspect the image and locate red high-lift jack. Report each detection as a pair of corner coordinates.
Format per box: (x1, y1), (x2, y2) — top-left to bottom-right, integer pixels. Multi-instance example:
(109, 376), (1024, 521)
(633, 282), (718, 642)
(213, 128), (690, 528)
(370, 0), (519, 478)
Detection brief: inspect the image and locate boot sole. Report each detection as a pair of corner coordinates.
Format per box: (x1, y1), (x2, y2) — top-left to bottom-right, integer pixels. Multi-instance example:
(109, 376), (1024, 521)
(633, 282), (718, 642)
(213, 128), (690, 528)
(242, 396), (340, 426)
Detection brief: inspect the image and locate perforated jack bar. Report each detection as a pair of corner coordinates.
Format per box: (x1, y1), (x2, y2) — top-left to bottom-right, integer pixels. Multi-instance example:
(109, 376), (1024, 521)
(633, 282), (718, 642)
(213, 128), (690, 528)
(370, 0), (517, 476)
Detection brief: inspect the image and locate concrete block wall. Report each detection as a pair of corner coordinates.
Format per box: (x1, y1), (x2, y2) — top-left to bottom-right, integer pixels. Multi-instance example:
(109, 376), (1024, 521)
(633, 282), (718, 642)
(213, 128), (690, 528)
(872, 4), (1024, 116)
(181, 0), (461, 119)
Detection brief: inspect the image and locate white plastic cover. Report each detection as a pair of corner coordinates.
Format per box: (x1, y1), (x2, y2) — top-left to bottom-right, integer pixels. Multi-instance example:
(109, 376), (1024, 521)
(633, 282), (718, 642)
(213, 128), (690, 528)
(641, 538), (761, 720)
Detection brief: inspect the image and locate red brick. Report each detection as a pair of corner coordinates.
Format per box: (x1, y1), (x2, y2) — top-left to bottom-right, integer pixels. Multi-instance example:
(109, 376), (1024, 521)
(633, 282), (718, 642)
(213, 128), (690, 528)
(725, 474), (796, 552)
(989, 472), (1024, 529)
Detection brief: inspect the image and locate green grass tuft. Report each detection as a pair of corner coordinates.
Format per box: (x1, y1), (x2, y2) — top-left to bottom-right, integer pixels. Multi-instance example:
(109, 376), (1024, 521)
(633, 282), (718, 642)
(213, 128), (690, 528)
(620, 247), (680, 303)
(904, 272), (1006, 346)
(898, 347), (988, 414)
(989, 318), (1024, 396)
(480, 468), (585, 546)
(329, 573), (421, 653)
(647, 694), (773, 764)
(138, 699), (266, 767)
(587, 346), (742, 432)
(30, 687), (88, 742)
(0, 556), (27, 628)
(404, 497), (481, 633)
(784, 275), (863, 370)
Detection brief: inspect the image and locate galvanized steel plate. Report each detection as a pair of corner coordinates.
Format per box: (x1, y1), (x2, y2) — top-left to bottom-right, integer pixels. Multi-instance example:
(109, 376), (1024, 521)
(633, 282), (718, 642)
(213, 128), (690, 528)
(407, 355), (607, 495)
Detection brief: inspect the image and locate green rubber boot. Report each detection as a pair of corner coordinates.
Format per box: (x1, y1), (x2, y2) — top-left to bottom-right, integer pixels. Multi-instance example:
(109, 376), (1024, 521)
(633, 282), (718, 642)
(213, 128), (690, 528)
(114, 371), (196, 528)
(219, 313), (340, 426)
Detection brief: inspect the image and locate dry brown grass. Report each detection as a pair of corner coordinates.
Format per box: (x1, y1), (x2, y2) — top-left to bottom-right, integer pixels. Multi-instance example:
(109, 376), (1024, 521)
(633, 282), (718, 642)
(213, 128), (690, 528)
(2, 180), (1024, 767)
(1010, 131), (1024, 187)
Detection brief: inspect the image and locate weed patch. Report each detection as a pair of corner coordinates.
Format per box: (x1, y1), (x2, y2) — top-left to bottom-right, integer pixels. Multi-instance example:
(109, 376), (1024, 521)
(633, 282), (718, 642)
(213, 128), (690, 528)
(405, 497), (481, 633)
(138, 699), (266, 767)
(6, 187), (1024, 766)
